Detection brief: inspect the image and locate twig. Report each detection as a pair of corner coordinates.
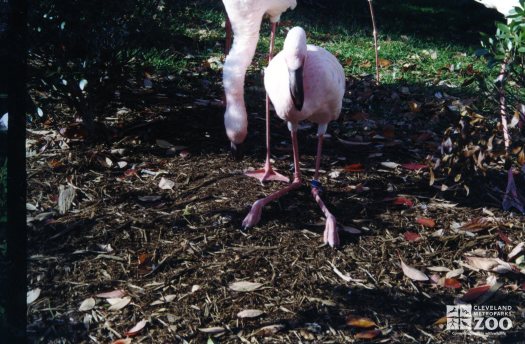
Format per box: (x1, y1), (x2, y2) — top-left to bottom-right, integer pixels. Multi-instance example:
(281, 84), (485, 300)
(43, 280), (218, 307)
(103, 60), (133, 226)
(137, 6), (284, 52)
(367, 0), (380, 84)
(497, 59), (510, 153)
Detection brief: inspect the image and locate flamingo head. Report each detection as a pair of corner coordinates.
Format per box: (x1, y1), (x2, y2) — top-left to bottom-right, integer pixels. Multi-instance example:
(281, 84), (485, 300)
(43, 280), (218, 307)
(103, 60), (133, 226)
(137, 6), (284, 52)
(283, 27), (307, 111)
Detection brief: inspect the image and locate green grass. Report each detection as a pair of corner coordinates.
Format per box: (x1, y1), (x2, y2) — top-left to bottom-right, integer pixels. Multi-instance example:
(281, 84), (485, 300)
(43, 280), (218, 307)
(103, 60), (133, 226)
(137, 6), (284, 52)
(139, 0), (504, 92)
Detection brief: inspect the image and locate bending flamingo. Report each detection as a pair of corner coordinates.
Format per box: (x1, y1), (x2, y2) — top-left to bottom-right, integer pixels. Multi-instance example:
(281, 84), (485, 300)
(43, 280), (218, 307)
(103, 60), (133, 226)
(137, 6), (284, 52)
(242, 27), (346, 247)
(222, 0), (297, 182)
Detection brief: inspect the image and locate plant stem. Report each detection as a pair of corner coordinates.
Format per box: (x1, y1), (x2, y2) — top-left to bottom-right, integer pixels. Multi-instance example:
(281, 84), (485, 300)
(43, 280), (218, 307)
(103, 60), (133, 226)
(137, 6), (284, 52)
(498, 59), (510, 153)
(367, 0), (380, 84)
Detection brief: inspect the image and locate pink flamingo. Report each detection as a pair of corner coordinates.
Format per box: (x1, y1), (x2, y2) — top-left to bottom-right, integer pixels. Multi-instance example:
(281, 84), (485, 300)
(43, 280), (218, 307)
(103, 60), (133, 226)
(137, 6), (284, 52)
(222, 0), (297, 183)
(242, 27), (346, 247)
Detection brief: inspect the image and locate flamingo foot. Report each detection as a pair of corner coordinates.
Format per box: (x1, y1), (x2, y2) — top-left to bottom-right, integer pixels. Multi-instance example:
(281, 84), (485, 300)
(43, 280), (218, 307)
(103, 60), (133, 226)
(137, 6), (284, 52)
(242, 200), (264, 229)
(323, 215), (340, 248)
(245, 166), (290, 183)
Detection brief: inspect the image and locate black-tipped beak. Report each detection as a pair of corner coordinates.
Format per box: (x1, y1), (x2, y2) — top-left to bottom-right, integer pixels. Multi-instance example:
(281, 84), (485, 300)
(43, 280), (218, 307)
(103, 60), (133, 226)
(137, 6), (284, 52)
(230, 142), (244, 161)
(289, 66), (304, 111)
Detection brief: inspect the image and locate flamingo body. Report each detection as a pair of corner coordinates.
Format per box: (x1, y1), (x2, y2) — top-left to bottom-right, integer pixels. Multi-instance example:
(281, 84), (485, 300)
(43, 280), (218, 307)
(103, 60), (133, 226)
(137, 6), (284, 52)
(264, 44), (345, 128)
(243, 27), (346, 247)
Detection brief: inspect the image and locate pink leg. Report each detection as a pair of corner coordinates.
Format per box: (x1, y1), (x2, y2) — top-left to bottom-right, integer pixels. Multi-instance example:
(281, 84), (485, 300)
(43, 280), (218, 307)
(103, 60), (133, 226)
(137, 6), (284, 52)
(311, 133), (339, 247)
(245, 22), (289, 183)
(243, 126), (301, 228)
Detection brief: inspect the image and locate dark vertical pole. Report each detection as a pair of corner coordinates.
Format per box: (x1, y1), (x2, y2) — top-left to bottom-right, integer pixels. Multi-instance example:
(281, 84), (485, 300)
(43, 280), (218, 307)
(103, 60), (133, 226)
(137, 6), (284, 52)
(6, 0), (27, 341)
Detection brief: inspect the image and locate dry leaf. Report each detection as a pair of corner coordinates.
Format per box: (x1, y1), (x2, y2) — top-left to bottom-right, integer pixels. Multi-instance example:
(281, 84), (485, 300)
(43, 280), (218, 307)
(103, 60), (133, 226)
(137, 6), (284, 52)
(355, 329), (381, 340)
(445, 268), (463, 279)
(107, 296), (131, 311)
(461, 285), (490, 301)
(124, 319), (147, 337)
(465, 256), (499, 271)
(404, 231), (421, 242)
(198, 327), (226, 334)
(392, 197), (414, 207)
(237, 309), (264, 318)
(444, 278), (461, 289)
(111, 339), (132, 344)
(150, 294), (176, 306)
(509, 242), (524, 259)
(400, 259), (429, 281)
(381, 162), (400, 169)
(158, 177), (175, 190)
(378, 58), (392, 68)
(79, 297), (96, 311)
(27, 288), (41, 305)
(434, 316), (447, 325)
(401, 163), (428, 170)
(229, 281), (263, 292)
(344, 163), (365, 172)
(96, 289), (126, 298)
(255, 324), (285, 336)
(346, 316), (377, 328)
(459, 217), (494, 232)
(416, 217), (436, 228)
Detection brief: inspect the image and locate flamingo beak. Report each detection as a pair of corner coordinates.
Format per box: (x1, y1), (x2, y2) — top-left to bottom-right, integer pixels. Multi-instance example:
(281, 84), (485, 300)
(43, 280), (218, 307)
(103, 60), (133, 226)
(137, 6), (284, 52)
(289, 65), (304, 111)
(230, 141), (244, 161)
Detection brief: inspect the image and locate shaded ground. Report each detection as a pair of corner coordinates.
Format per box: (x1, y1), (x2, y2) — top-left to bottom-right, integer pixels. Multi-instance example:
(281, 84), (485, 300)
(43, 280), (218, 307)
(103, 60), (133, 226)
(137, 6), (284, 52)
(26, 1), (525, 343)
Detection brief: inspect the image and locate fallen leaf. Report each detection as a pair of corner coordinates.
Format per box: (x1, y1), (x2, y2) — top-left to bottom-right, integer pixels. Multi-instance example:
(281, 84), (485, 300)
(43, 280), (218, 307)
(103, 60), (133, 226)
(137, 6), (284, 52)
(378, 58), (392, 68)
(339, 225), (361, 234)
(392, 197), (414, 207)
(444, 278), (462, 289)
(96, 289), (126, 298)
(27, 288), (41, 305)
(445, 268), (464, 279)
(344, 163), (365, 172)
(58, 185), (76, 215)
(359, 60), (372, 68)
(237, 309), (264, 318)
(400, 259), (429, 281)
(404, 231), (421, 242)
(459, 217), (494, 232)
(461, 285), (490, 302)
(150, 294), (176, 306)
(427, 266), (450, 272)
(508, 242), (524, 259)
(355, 329), (381, 340)
(255, 324), (285, 336)
(124, 319), (147, 337)
(401, 163), (428, 170)
(434, 316), (447, 325)
(111, 339), (132, 344)
(156, 139), (174, 149)
(381, 162), (400, 169)
(198, 327), (226, 334)
(346, 316), (377, 328)
(107, 297), (131, 311)
(158, 177), (175, 190)
(465, 256), (499, 271)
(416, 217), (436, 228)
(229, 281), (263, 292)
(79, 297), (96, 311)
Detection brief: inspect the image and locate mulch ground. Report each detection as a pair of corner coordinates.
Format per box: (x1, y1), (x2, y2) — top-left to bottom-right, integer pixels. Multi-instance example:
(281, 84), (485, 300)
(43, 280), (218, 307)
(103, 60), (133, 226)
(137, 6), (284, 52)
(26, 69), (525, 343)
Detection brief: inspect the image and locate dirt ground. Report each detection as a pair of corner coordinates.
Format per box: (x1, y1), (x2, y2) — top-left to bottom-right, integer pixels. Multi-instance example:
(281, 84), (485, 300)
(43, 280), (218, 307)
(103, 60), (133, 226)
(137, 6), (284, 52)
(26, 66), (525, 343)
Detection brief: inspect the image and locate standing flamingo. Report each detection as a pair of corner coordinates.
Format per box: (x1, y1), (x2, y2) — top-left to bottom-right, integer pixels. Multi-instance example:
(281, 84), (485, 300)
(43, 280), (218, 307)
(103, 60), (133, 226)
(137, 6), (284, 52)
(222, 0), (297, 183)
(242, 27), (346, 247)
